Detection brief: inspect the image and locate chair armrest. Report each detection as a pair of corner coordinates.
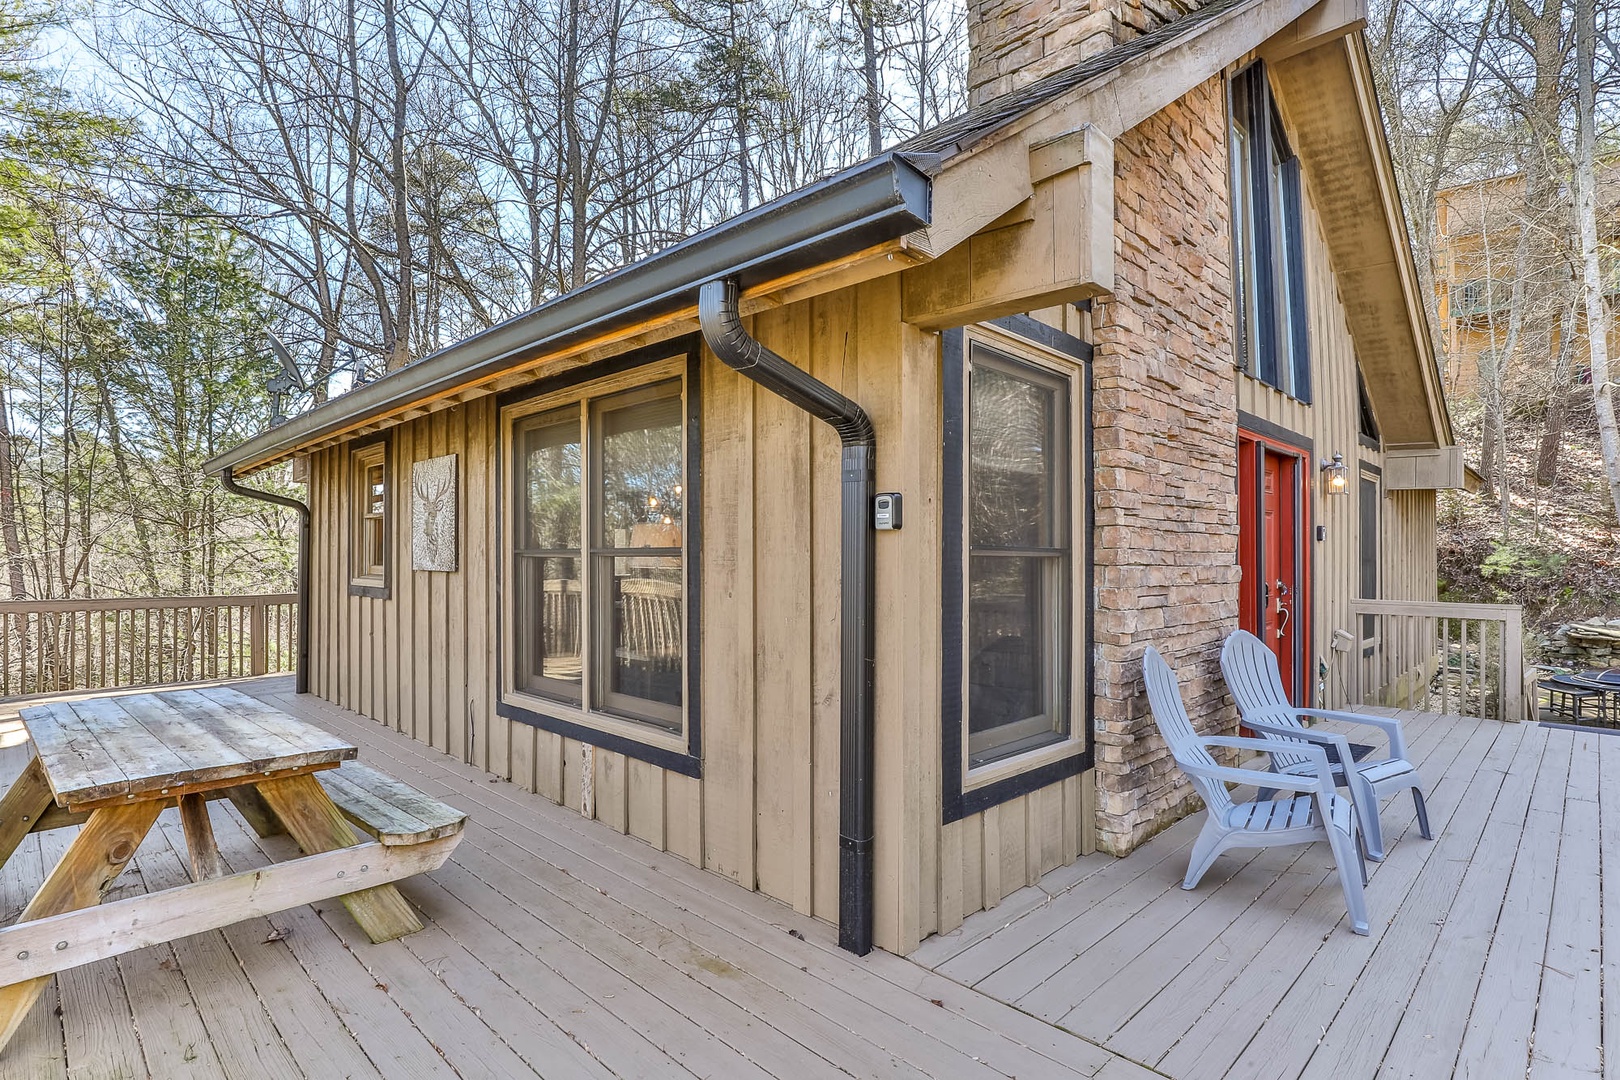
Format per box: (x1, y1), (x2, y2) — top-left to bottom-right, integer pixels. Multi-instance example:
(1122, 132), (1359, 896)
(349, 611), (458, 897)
(1239, 716), (1357, 771)
(1176, 757), (1328, 794)
(1289, 708), (1409, 761)
(1192, 736), (1333, 788)
(1199, 734), (1307, 756)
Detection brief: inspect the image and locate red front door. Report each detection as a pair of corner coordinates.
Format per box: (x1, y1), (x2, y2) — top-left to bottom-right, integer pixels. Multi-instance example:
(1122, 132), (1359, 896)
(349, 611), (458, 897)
(1238, 434), (1307, 703)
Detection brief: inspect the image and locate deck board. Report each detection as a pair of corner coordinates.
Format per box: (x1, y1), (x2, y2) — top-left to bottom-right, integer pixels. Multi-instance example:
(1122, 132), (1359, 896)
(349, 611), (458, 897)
(4, 679), (1611, 1080)
(0, 678), (1145, 1080)
(1156, 710), (1502, 1080)
(911, 704), (1615, 1080)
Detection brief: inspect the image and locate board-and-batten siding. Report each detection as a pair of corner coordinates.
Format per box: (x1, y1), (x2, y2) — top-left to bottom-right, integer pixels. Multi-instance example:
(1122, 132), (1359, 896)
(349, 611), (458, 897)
(303, 275), (1076, 953)
(1235, 145), (1438, 709)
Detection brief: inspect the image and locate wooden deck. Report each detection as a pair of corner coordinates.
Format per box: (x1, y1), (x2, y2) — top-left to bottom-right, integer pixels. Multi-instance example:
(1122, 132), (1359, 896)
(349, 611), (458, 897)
(0, 677), (1152, 1080)
(913, 707), (1613, 1080)
(2, 681), (1604, 1079)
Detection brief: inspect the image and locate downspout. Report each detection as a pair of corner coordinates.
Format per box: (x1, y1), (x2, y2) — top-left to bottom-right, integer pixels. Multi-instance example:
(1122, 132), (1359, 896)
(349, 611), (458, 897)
(220, 467), (312, 696)
(697, 278), (877, 956)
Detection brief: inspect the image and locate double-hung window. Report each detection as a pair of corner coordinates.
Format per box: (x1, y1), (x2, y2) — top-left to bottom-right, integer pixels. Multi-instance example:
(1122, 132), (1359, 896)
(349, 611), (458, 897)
(502, 351), (696, 768)
(1229, 62), (1311, 400)
(967, 349), (1072, 765)
(943, 319), (1091, 823)
(350, 440), (389, 596)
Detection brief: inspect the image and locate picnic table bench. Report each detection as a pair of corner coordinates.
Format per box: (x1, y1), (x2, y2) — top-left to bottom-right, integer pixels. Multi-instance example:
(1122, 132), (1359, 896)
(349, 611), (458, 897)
(0, 685), (464, 1056)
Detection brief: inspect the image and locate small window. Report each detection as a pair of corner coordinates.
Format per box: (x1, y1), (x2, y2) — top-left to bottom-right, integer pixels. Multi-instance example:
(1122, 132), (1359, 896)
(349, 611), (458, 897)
(942, 318), (1092, 824)
(1357, 372), (1381, 445)
(505, 360), (692, 750)
(1359, 470), (1379, 641)
(351, 442), (388, 594)
(1229, 63), (1311, 401)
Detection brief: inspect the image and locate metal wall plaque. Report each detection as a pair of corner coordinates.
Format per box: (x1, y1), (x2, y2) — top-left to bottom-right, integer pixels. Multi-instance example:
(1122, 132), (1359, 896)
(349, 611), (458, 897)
(411, 453), (458, 572)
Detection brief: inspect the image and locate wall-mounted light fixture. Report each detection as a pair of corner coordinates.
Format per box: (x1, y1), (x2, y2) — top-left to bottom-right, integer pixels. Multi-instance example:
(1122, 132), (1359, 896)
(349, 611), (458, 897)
(1320, 452), (1349, 495)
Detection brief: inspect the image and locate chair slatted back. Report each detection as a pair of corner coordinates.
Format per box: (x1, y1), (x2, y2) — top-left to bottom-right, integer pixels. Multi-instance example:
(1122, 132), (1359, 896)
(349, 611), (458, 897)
(1220, 630), (1315, 771)
(1142, 647), (1233, 819)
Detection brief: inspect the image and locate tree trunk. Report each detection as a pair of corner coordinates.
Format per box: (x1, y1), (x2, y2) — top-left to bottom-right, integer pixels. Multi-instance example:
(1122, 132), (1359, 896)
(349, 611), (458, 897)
(1572, 0), (1620, 523)
(91, 369), (160, 595)
(0, 384), (29, 599)
(563, 0), (588, 288)
(859, 1), (882, 155)
(1535, 298), (1577, 486)
(383, 0), (414, 370)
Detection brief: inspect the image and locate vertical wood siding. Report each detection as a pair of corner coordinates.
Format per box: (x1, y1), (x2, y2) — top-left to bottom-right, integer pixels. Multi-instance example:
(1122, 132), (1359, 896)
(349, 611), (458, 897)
(1234, 128), (1439, 711)
(305, 276), (966, 953)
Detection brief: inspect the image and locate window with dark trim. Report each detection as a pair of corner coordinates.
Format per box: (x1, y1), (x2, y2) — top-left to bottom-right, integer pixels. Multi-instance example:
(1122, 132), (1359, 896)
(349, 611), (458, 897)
(350, 440), (389, 597)
(1359, 469), (1379, 641)
(1357, 371), (1381, 446)
(943, 316), (1092, 824)
(1229, 62), (1311, 402)
(497, 342), (702, 776)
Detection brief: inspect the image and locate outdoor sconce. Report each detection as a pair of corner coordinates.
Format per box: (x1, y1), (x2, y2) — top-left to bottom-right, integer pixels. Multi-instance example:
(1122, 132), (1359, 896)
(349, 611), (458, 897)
(1321, 452), (1349, 495)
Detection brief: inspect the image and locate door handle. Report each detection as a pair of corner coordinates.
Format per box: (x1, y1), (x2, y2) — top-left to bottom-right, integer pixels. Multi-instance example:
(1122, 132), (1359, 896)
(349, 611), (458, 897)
(1275, 579), (1291, 638)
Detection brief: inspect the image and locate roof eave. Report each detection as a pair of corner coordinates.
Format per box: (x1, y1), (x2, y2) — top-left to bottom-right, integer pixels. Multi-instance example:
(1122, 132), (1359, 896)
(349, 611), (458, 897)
(208, 152), (933, 477)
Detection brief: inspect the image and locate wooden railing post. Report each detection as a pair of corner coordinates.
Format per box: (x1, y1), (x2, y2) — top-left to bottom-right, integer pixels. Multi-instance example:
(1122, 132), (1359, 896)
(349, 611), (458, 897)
(1504, 606), (1524, 722)
(250, 601), (268, 677)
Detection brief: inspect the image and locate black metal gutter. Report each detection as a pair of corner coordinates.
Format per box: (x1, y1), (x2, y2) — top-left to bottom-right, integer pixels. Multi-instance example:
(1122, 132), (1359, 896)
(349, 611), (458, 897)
(697, 278), (878, 957)
(221, 468), (312, 695)
(205, 152), (932, 478)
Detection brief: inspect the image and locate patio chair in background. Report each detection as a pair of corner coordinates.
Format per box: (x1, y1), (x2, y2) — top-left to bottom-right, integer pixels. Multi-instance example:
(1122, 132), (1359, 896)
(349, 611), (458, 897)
(1220, 629), (1430, 861)
(1142, 647), (1370, 936)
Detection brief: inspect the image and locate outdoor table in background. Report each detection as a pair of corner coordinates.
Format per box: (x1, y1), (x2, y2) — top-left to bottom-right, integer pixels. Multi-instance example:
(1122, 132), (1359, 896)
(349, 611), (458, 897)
(1539, 668), (1620, 724)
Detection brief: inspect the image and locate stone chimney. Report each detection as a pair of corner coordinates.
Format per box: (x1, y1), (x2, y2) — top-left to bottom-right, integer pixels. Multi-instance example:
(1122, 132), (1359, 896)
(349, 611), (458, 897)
(967, 0), (1208, 107)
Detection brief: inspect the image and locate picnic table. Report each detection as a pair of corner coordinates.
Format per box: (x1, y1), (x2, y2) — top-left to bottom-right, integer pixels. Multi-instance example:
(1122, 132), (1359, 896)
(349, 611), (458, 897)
(0, 686), (464, 1056)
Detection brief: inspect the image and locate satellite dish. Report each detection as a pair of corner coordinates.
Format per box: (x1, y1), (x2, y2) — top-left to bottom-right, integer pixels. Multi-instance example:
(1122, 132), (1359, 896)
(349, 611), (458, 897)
(267, 333), (308, 393)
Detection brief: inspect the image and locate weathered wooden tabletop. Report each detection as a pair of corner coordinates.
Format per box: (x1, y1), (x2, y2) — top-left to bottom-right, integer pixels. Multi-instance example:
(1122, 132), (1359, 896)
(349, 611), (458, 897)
(19, 685), (357, 811)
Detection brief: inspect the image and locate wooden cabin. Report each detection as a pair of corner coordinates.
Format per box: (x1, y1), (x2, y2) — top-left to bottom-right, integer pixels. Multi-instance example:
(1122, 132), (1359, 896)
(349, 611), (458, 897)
(209, 0), (1467, 956)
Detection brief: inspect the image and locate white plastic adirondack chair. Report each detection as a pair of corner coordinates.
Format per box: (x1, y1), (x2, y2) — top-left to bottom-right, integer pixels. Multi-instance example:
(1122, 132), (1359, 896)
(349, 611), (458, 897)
(1220, 629), (1430, 861)
(1143, 647), (1369, 935)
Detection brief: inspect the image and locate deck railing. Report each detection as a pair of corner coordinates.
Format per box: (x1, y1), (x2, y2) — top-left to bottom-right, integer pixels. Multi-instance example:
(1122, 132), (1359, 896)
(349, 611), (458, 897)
(0, 594), (299, 698)
(1348, 599), (1524, 721)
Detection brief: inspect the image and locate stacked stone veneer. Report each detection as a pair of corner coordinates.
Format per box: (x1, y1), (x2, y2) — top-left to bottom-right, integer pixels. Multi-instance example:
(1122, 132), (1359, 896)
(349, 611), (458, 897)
(1090, 75), (1242, 855)
(968, 0), (1209, 106)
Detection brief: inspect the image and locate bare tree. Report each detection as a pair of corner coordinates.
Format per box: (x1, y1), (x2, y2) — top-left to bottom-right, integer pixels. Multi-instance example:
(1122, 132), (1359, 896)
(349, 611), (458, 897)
(1571, 0), (1620, 521)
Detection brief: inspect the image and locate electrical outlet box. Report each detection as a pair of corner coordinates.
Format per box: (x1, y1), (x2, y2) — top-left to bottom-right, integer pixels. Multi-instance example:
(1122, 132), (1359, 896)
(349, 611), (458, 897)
(874, 493), (902, 530)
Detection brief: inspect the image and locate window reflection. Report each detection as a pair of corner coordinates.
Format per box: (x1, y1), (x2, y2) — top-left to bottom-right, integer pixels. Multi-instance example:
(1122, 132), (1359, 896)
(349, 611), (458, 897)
(965, 345), (1070, 767)
(515, 413), (583, 701)
(595, 387), (683, 727)
(511, 380), (686, 733)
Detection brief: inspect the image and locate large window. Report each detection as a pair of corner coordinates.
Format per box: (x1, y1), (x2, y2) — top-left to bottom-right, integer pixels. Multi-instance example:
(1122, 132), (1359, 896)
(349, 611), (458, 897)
(966, 349), (1071, 766)
(943, 318), (1091, 823)
(350, 440), (389, 596)
(1229, 63), (1311, 401)
(502, 352), (696, 764)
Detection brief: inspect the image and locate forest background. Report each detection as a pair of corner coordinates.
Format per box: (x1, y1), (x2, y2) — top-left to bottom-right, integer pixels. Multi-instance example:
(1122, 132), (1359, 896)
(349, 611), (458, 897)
(0, 0), (1614, 648)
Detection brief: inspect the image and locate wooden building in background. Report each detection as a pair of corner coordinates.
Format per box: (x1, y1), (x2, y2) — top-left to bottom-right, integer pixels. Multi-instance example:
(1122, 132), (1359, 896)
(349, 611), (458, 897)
(210, 0), (1466, 956)
(1433, 165), (1620, 399)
